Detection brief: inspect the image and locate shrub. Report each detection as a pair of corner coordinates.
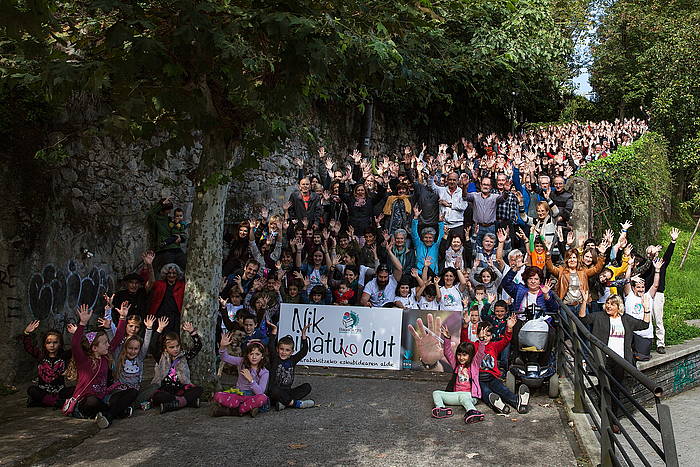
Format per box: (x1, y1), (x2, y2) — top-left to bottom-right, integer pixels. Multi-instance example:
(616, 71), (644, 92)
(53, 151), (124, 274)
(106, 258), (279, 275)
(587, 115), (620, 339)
(577, 132), (671, 247)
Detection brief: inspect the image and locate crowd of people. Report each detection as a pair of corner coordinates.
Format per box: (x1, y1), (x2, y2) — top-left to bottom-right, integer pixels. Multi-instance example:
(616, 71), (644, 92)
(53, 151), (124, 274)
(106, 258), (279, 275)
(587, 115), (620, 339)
(22, 117), (678, 427)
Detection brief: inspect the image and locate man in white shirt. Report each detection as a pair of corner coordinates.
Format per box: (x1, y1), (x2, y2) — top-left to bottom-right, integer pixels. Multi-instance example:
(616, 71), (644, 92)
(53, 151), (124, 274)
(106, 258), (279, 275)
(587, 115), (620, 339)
(360, 263), (402, 307)
(429, 171), (468, 235)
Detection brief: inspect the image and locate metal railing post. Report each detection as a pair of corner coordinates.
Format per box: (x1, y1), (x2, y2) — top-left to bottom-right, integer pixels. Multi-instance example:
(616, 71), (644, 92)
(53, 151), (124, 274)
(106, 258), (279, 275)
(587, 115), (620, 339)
(657, 402), (679, 467)
(593, 346), (614, 467)
(568, 316), (584, 413)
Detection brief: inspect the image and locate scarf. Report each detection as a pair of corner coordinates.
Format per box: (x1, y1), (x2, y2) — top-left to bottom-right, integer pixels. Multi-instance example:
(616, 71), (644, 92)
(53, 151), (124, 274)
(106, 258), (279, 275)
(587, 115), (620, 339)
(382, 195), (411, 215)
(444, 247), (464, 268)
(152, 351), (191, 386)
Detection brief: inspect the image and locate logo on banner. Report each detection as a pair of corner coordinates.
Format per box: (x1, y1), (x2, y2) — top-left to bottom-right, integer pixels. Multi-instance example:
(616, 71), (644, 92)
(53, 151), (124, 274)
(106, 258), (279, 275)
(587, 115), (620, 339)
(340, 311), (361, 333)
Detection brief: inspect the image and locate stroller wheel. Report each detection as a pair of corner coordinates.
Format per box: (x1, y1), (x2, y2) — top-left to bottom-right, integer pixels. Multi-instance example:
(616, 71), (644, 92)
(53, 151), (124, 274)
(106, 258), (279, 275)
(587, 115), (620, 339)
(548, 373), (560, 398)
(506, 371), (516, 393)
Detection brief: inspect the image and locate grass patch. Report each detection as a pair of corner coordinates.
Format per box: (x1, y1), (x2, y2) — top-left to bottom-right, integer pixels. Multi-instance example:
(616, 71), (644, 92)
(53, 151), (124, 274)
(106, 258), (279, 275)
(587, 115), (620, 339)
(660, 219), (700, 345)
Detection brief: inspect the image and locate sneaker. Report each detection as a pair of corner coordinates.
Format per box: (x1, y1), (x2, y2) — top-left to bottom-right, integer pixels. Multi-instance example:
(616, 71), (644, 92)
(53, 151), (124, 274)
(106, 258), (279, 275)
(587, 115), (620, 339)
(464, 409), (485, 424)
(657, 346), (666, 354)
(298, 399), (315, 409)
(517, 385), (530, 414)
(188, 398), (200, 409)
(249, 407), (259, 418)
(488, 393), (510, 414)
(276, 402), (286, 411)
(122, 407), (133, 418)
(95, 412), (111, 429)
(431, 407), (453, 419)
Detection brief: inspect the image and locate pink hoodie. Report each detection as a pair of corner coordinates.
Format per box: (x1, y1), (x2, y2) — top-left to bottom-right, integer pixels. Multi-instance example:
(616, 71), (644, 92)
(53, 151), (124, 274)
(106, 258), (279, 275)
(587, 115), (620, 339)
(442, 338), (485, 399)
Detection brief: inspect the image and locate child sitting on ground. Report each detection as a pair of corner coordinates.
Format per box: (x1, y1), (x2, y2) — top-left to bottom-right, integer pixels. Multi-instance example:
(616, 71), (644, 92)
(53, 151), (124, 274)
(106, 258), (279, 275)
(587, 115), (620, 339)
(267, 323), (315, 411)
(431, 326), (486, 424)
(64, 303), (137, 429)
(111, 315), (155, 409)
(150, 321), (203, 414)
(211, 336), (270, 417)
(21, 320), (74, 408)
(475, 318), (530, 415)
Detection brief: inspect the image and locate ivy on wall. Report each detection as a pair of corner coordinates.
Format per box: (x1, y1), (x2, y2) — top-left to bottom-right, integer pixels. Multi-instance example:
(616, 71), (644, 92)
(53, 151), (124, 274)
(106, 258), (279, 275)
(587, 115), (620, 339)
(578, 132), (671, 247)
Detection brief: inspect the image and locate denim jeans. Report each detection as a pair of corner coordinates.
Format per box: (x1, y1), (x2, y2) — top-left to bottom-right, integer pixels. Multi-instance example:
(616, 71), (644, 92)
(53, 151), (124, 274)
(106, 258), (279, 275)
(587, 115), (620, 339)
(479, 373), (518, 409)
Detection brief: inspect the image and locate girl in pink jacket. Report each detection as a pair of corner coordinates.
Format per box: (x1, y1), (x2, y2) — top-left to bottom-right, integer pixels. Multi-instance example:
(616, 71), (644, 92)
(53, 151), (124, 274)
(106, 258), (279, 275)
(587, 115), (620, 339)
(431, 327), (486, 424)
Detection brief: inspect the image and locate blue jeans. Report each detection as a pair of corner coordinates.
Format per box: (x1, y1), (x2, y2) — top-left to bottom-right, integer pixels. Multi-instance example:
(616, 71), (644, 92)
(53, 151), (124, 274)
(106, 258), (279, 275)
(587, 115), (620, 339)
(479, 373), (518, 409)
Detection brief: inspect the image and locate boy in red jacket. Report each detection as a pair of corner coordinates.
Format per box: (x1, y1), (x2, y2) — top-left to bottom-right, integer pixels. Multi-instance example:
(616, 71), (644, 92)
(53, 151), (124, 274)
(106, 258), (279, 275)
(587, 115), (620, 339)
(474, 315), (530, 414)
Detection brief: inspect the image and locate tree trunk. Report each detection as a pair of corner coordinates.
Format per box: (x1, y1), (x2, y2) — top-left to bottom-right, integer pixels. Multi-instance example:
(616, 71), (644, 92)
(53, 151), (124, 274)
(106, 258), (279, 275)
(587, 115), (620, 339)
(180, 136), (237, 385)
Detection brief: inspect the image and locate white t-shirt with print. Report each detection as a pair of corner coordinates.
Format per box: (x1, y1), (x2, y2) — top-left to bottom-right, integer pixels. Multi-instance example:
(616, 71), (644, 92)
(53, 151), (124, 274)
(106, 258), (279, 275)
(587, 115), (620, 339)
(624, 292), (653, 338)
(608, 316), (625, 358)
(395, 289), (418, 309)
(363, 276), (398, 307)
(417, 296), (440, 310)
(440, 285), (463, 311)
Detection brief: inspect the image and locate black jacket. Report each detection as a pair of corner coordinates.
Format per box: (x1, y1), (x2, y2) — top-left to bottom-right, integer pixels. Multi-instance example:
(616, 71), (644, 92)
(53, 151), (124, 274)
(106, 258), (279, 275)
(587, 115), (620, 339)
(267, 336), (310, 388)
(579, 312), (649, 364)
(289, 191), (323, 227)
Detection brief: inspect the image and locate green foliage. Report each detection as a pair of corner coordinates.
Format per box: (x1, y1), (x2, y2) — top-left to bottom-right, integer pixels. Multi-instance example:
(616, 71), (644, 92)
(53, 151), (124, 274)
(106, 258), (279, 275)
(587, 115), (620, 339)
(0, 0), (580, 168)
(589, 0), (700, 205)
(578, 132), (671, 247)
(658, 221), (700, 345)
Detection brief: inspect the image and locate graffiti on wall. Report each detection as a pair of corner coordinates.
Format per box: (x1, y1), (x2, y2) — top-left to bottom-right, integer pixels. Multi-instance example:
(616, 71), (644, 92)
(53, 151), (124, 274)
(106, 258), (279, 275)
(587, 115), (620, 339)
(27, 260), (114, 330)
(0, 263), (22, 319)
(672, 359), (698, 392)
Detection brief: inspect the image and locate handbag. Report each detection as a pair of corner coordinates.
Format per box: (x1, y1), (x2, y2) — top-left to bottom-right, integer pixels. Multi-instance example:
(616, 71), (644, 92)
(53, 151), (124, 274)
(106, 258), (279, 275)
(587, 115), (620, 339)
(62, 360), (102, 415)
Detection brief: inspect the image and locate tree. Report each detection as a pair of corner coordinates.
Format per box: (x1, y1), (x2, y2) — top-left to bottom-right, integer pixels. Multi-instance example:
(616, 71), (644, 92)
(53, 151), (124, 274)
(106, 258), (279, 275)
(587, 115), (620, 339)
(589, 0), (700, 205)
(1, 0), (577, 383)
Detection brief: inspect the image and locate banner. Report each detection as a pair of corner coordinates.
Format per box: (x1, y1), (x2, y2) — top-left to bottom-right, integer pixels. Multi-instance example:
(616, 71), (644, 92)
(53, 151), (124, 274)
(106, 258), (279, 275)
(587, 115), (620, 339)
(400, 308), (464, 373)
(278, 303), (403, 370)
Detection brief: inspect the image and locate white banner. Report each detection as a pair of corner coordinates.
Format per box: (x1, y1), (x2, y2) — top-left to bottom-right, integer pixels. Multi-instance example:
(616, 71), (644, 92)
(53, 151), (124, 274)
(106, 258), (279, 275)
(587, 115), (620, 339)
(278, 303), (403, 370)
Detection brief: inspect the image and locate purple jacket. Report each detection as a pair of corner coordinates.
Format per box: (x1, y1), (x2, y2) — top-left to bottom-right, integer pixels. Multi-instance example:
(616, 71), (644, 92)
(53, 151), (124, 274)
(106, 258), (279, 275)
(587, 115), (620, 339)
(219, 349), (269, 395)
(502, 267), (559, 319)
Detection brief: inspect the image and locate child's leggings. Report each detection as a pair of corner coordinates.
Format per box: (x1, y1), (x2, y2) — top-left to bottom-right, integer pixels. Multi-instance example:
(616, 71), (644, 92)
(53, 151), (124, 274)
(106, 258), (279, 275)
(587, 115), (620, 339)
(27, 385), (74, 407)
(78, 388), (138, 419)
(152, 385), (203, 405)
(432, 390), (477, 411)
(269, 383), (312, 407)
(213, 391), (268, 414)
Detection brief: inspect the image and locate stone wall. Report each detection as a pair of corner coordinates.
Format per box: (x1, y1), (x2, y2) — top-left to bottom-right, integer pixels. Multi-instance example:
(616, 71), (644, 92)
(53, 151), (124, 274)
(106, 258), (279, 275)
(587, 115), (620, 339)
(0, 104), (431, 384)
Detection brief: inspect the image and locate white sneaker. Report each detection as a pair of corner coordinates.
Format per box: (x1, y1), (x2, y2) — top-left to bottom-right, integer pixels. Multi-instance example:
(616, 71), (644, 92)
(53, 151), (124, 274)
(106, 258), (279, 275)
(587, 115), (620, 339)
(517, 385), (530, 414)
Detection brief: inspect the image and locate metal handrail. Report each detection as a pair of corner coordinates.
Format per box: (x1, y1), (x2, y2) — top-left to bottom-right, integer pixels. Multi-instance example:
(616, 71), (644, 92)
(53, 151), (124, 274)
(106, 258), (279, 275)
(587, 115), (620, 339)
(554, 298), (678, 467)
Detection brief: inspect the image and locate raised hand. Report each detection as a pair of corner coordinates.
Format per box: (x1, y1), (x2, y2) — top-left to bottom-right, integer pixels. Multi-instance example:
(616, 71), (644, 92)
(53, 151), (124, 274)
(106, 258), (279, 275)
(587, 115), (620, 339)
(66, 323), (77, 334)
(440, 324), (451, 339)
(182, 321), (195, 334)
(653, 258), (664, 271)
(507, 314), (517, 329)
(103, 293), (115, 308)
(220, 332), (233, 348)
(144, 315), (156, 329)
(142, 251), (155, 265)
(413, 206), (422, 219)
(97, 317), (112, 329)
(541, 278), (554, 296)
(117, 301), (130, 319)
(77, 304), (92, 326)
(623, 243), (634, 257)
(157, 316), (169, 333)
(24, 320), (40, 334)
(497, 227), (508, 243)
(282, 201), (292, 211)
(620, 220), (633, 231)
(301, 322), (311, 339)
(407, 314), (444, 367)
(218, 296), (228, 308)
(670, 227), (680, 242)
(266, 320), (278, 336)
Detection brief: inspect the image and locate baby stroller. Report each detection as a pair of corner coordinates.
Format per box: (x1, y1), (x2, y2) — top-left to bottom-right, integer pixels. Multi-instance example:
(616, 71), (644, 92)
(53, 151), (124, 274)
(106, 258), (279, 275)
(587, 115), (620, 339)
(506, 317), (559, 397)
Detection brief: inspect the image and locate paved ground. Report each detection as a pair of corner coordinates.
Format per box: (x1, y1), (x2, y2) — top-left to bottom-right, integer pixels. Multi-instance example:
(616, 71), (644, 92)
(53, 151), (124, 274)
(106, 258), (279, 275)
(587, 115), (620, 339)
(1, 375), (579, 466)
(617, 384), (700, 467)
